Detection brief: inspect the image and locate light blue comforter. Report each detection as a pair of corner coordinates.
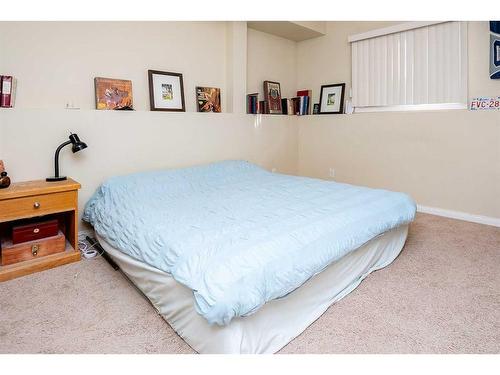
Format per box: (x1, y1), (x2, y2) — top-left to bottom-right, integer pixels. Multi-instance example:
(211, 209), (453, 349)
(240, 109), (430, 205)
(83, 161), (416, 325)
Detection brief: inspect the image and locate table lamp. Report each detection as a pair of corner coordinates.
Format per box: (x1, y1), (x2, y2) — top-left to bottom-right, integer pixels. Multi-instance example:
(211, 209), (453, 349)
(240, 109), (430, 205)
(46, 133), (87, 182)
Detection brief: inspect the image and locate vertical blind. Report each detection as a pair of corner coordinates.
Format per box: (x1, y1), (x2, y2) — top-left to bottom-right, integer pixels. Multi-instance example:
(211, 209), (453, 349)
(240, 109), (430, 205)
(351, 22), (468, 109)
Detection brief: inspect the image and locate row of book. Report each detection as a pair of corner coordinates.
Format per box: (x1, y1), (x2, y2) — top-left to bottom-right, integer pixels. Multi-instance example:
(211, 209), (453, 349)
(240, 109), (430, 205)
(282, 96), (310, 115)
(247, 90), (313, 115)
(0, 75), (14, 108)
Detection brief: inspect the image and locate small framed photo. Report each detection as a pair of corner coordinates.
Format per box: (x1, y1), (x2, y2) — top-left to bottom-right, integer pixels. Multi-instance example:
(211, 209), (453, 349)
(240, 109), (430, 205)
(319, 83), (345, 114)
(148, 70), (185, 111)
(263, 80), (282, 114)
(196, 87), (221, 112)
(94, 77), (133, 110)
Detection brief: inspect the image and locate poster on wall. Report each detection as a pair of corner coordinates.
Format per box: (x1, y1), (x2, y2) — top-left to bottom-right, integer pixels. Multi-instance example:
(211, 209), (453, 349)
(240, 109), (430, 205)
(196, 87), (221, 112)
(490, 21), (500, 79)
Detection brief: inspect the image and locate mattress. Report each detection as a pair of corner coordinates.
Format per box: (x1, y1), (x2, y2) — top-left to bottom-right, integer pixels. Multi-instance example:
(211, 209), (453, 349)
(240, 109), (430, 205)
(97, 224), (409, 354)
(84, 160), (416, 325)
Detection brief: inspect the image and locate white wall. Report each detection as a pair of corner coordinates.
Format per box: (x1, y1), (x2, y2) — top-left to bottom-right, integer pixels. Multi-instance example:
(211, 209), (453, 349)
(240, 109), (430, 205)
(0, 21), (297, 113)
(298, 111), (500, 219)
(1, 21), (498, 224)
(247, 28), (297, 99)
(0, 22), (228, 112)
(297, 21), (499, 104)
(0, 110), (298, 225)
(296, 21), (400, 104)
(467, 22), (500, 100)
(226, 22), (248, 114)
(0, 21), (299, 226)
(296, 21), (500, 219)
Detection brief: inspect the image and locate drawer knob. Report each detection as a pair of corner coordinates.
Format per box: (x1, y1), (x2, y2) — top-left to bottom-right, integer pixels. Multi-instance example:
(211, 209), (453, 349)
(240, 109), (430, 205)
(33, 202), (41, 209)
(32, 244), (39, 256)
(33, 228), (40, 234)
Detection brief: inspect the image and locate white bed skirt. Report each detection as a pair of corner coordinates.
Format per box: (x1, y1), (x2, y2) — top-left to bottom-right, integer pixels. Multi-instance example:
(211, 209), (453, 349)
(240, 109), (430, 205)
(97, 224), (408, 354)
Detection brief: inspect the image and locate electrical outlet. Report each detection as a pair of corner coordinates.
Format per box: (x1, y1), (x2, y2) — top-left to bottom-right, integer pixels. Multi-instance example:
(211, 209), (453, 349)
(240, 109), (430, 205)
(328, 168), (335, 178)
(65, 101), (80, 110)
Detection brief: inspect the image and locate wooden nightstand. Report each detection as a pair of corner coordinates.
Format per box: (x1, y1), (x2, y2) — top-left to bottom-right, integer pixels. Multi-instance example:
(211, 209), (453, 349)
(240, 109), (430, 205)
(0, 178), (81, 282)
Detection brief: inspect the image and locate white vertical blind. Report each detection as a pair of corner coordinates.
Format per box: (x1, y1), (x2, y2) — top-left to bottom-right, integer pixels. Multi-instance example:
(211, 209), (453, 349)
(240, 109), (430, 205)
(351, 22), (467, 110)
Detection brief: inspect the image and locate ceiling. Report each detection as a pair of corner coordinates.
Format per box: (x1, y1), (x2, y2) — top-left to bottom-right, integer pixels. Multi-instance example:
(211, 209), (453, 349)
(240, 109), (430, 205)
(247, 21), (326, 42)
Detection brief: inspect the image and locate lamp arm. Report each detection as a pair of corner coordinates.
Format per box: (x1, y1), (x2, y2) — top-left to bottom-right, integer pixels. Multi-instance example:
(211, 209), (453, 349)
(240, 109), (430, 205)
(53, 140), (71, 178)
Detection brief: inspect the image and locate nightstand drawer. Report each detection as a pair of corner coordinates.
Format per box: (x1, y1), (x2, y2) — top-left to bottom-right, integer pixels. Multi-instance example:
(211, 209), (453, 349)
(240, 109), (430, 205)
(1, 231), (66, 266)
(0, 191), (76, 222)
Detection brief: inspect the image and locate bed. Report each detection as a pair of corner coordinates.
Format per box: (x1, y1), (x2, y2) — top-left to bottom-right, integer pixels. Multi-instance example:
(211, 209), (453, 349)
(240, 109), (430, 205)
(83, 160), (416, 353)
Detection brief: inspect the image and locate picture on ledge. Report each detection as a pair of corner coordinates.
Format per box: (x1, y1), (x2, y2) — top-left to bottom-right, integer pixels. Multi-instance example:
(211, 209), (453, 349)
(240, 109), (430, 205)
(319, 83), (345, 114)
(148, 70), (185, 111)
(94, 77), (133, 110)
(196, 87), (221, 112)
(263, 80), (282, 114)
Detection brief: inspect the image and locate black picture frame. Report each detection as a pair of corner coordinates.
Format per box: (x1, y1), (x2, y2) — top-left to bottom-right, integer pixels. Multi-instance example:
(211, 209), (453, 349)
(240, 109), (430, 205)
(318, 83), (345, 114)
(148, 70), (185, 112)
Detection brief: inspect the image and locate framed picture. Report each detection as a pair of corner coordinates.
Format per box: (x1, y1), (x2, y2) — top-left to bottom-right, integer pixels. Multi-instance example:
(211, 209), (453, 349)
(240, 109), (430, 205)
(313, 103), (320, 114)
(263, 80), (282, 114)
(319, 83), (345, 114)
(94, 77), (133, 110)
(196, 87), (221, 112)
(148, 70), (185, 111)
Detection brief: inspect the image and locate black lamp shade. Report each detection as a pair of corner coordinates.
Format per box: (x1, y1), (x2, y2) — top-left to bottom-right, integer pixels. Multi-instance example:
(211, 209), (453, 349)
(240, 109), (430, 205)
(69, 133), (88, 153)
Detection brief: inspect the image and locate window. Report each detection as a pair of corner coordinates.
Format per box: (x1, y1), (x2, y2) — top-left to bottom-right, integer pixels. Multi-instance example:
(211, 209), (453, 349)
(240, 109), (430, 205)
(350, 21), (468, 112)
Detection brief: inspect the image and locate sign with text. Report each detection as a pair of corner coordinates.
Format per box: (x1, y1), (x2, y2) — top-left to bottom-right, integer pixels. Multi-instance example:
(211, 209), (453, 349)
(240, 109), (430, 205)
(470, 97), (500, 110)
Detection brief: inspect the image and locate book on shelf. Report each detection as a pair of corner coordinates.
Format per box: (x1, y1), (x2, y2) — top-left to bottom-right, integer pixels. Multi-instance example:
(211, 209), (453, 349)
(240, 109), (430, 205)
(0, 75), (14, 108)
(259, 100), (268, 114)
(281, 99), (287, 114)
(281, 98), (292, 115)
(301, 96), (309, 116)
(290, 96), (309, 116)
(280, 98), (294, 116)
(246, 93), (259, 114)
(296, 89), (312, 115)
(291, 97), (299, 115)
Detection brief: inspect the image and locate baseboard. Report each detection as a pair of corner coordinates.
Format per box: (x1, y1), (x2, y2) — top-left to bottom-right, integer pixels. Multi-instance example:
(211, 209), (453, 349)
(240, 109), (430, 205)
(417, 205), (500, 228)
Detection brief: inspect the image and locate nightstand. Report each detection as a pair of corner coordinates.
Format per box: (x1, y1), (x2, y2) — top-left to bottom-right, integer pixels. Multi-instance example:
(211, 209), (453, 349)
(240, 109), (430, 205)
(0, 178), (81, 282)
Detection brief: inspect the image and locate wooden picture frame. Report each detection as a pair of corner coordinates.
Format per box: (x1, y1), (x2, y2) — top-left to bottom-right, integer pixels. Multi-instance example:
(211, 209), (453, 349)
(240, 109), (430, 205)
(263, 80), (282, 114)
(319, 83), (345, 114)
(148, 70), (185, 112)
(94, 77), (133, 110)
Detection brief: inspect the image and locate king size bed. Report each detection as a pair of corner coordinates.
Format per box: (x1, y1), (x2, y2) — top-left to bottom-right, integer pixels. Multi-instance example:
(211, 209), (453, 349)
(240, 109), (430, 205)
(83, 160), (416, 353)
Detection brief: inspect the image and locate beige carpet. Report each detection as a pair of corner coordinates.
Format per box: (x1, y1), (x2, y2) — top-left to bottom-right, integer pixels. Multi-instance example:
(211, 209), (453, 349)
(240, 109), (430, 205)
(0, 213), (499, 354)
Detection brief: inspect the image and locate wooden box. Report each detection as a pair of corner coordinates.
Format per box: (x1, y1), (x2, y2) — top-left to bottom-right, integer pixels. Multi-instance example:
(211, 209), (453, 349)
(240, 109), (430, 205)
(12, 219), (59, 244)
(1, 231), (66, 266)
